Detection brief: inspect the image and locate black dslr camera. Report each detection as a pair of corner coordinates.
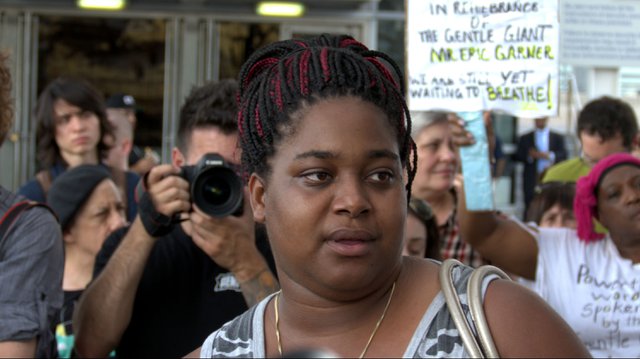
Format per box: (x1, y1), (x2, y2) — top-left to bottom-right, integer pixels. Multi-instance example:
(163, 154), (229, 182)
(180, 153), (244, 217)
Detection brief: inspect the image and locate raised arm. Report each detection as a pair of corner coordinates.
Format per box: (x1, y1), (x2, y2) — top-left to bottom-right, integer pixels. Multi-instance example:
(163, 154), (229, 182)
(449, 116), (539, 279)
(456, 183), (538, 279)
(73, 165), (190, 357)
(73, 218), (155, 357)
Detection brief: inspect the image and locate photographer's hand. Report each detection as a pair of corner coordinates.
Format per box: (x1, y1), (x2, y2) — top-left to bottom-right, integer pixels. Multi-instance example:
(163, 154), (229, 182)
(146, 164), (191, 218)
(186, 188), (279, 307)
(137, 164), (191, 237)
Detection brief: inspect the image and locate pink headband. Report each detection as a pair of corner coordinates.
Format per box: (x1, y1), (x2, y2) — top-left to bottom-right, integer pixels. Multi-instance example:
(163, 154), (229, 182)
(574, 153), (640, 242)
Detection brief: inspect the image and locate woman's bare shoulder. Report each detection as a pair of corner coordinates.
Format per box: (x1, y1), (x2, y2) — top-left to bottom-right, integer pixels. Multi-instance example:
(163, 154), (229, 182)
(401, 257), (441, 284)
(484, 280), (590, 358)
(397, 257), (442, 301)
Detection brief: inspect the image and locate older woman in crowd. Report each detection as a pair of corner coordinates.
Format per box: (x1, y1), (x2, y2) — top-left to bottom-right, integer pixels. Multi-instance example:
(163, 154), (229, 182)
(47, 164), (126, 357)
(410, 111), (488, 267)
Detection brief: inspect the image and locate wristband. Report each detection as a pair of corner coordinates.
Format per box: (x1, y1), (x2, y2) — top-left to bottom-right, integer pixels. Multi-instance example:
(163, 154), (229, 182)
(138, 190), (174, 237)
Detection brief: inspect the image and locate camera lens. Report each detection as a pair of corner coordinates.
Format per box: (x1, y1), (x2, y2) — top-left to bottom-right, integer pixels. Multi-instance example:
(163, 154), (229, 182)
(191, 166), (243, 217)
(201, 177), (231, 206)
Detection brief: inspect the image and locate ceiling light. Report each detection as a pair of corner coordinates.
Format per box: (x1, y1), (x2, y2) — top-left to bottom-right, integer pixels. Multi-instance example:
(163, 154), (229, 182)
(77, 0), (126, 10)
(256, 2), (305, 17)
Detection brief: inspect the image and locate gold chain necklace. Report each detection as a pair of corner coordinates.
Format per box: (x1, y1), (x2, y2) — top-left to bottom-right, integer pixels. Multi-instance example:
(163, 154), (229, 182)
(274, 281), (397, 358)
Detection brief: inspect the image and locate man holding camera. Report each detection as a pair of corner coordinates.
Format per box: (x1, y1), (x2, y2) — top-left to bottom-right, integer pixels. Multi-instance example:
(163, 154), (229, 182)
(72, 80), (278, 358)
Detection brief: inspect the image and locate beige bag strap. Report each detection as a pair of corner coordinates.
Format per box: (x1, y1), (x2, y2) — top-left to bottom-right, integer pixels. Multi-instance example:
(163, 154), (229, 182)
(439, 259), (511, 358)
(467, 265), (511, 358)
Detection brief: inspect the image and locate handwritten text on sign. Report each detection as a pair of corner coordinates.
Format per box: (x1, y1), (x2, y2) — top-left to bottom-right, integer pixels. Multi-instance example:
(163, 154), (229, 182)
(576, 264), (640, 355)
(407, 1), (559, 118)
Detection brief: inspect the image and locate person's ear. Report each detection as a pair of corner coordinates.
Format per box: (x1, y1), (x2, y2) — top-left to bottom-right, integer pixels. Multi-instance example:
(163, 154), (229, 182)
(62, 229), (75, 245)
(172, 147), (185, 167)
(103, 133), (115, 147)
(248, 173), (266, 223)
(122, 138), (133, 156)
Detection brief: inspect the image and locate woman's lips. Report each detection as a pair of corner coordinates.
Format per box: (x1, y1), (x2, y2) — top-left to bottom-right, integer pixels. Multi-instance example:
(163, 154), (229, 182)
(326, 229), (375, 257)
(433, 168), (455, 176)
(73, 136), (90, 145)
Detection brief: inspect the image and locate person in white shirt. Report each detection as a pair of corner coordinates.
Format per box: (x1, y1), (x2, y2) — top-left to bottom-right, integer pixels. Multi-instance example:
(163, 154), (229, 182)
(456, 147), (640, 358)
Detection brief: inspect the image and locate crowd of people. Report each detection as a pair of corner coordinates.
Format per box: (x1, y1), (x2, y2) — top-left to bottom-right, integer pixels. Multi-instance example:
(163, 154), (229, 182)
(0, 32), (639, 358)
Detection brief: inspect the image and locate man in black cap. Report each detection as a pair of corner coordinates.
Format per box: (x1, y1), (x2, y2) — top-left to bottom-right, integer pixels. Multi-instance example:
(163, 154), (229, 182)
(106, 93), (159, 176)
(105, 93), (136, 127)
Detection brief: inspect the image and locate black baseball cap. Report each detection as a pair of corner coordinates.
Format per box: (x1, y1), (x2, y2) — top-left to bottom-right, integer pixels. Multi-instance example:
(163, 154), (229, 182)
(106, 93), (136, 109)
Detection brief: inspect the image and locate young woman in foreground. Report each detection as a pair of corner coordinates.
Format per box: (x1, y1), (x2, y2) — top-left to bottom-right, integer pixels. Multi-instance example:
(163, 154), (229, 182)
(196, 34), (588, 358)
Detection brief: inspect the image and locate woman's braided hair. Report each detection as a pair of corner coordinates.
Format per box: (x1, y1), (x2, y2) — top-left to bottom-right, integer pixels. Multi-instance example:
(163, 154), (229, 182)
(237, 34), (417, 199)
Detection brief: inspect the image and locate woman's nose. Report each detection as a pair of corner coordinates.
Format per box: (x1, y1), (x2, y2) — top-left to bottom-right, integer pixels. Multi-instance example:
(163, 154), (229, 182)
(439, 144), (457, 163)
(108, 210), (127, 233)
(623, 185), (640, 205)
(332, 177), (371, 218)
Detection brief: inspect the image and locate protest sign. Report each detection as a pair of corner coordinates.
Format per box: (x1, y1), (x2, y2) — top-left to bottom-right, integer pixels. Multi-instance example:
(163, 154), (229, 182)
(406, 0), (559, 118)
(560, 0), (640, 67)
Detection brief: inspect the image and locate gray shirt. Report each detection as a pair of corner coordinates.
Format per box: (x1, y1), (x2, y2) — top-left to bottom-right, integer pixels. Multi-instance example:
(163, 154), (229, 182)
(0, 186), (64, 357)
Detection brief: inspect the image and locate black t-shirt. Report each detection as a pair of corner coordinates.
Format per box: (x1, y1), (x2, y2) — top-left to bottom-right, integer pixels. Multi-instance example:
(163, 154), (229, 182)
(93, 224), (275, 358)
(54, 290), (83, 358)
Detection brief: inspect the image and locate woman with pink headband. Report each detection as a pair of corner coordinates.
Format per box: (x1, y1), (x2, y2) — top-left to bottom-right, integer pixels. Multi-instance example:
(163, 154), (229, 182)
(458, 152), (640, 357)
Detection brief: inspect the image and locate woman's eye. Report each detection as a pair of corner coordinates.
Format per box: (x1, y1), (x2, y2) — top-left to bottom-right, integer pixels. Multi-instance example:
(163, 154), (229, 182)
(302, 171), (332, 183)
(607, 190), (620, 200)
(422, 143), (438, 152)
(94, 209), (109, 218)
(368, 170), (394, 183)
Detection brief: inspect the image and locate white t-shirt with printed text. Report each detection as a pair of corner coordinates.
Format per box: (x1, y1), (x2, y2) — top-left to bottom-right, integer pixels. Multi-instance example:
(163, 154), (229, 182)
(532, 227), (640, 357)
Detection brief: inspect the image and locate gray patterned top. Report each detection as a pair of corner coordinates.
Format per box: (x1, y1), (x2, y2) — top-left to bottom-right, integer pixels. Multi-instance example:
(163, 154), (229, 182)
(201, 264), (495, 358)
(0, 186), (64, 358)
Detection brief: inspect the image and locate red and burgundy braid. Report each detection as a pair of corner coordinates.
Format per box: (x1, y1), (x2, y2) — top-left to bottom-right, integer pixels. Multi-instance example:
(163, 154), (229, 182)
(237, 34), (416, 199)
